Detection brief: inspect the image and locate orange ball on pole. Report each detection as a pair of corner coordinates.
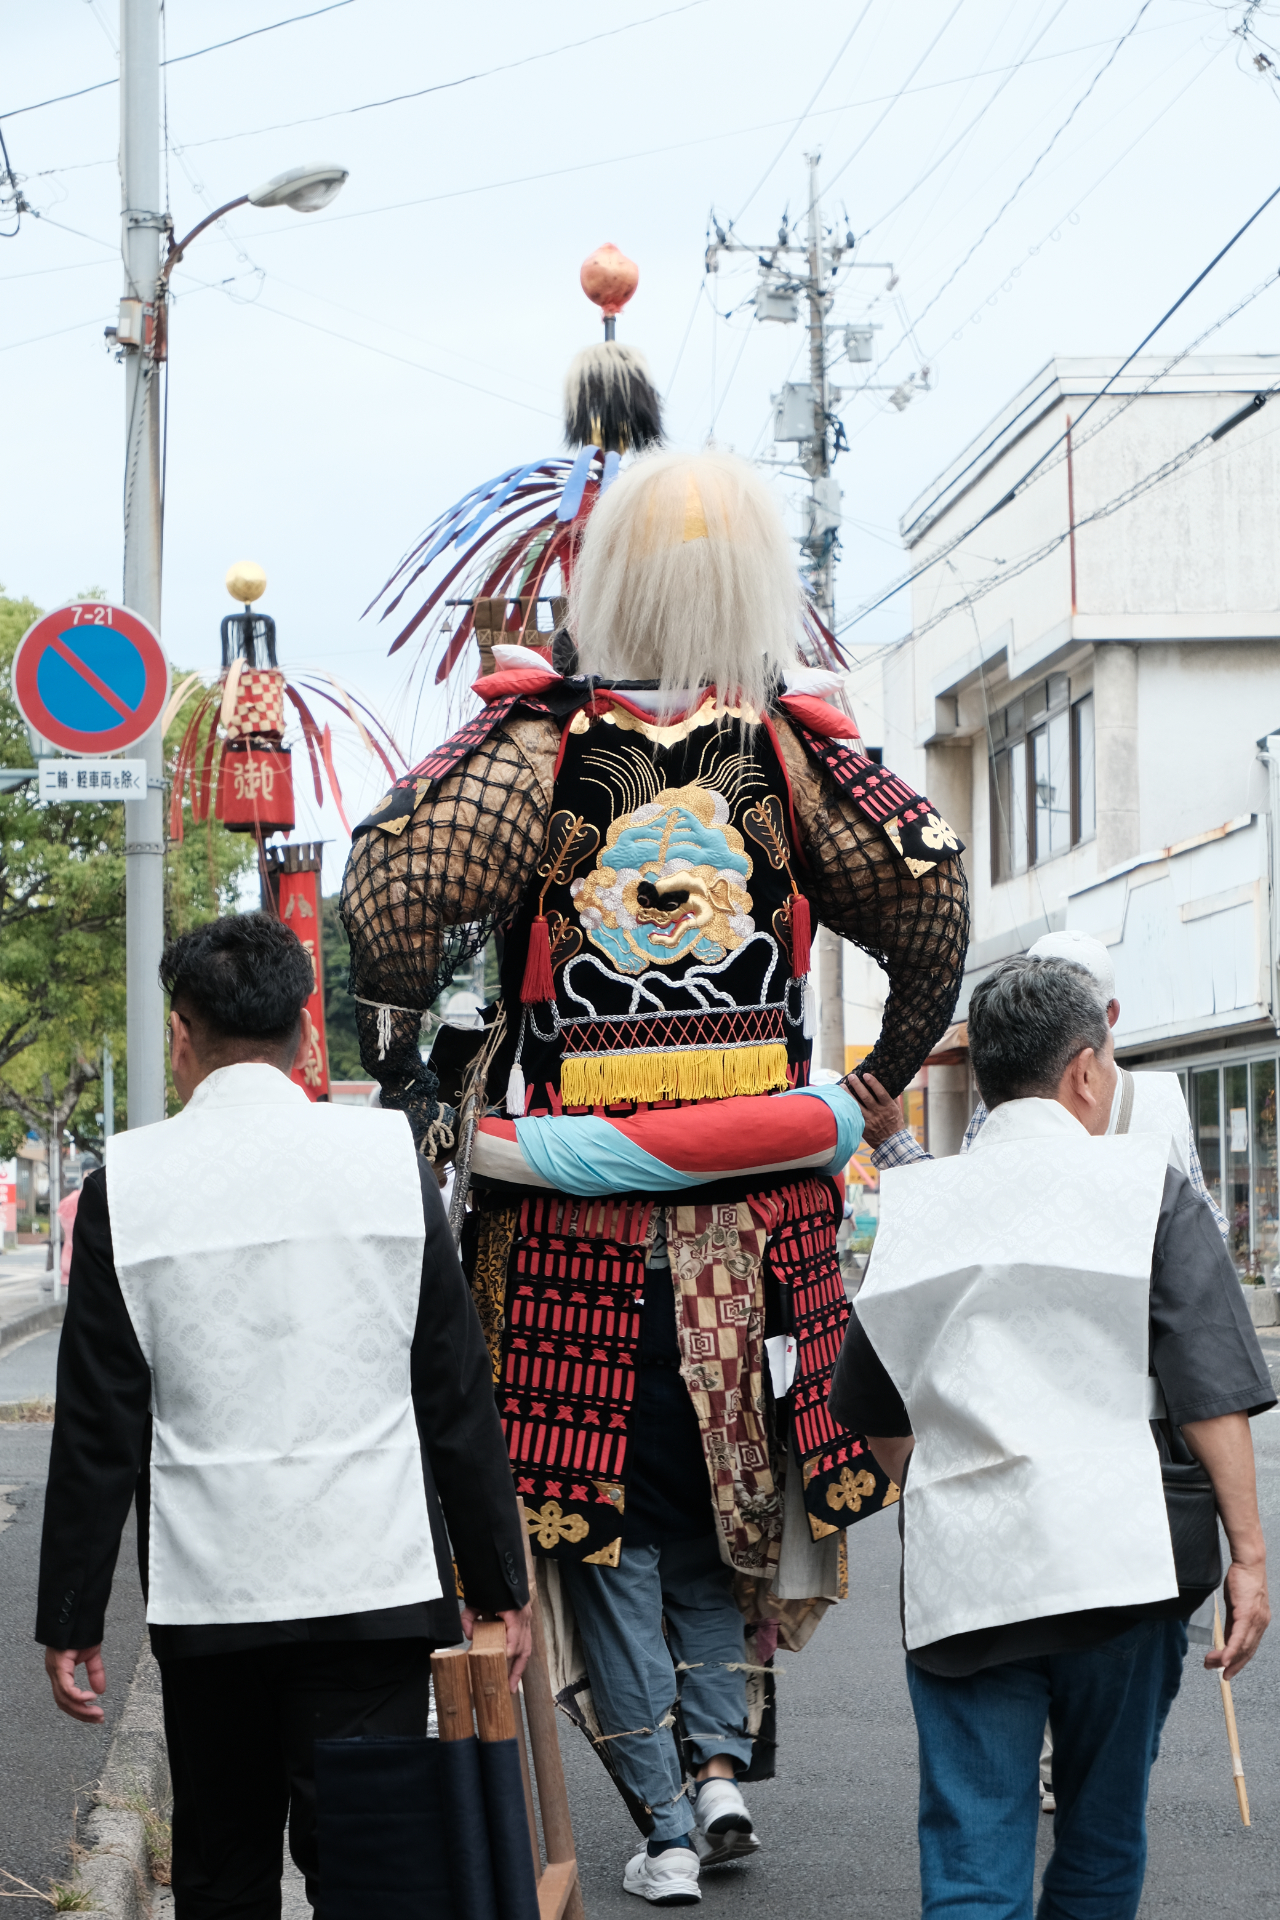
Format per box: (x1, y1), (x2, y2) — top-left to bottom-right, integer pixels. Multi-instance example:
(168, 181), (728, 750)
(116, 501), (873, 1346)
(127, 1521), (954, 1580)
(580, 243), (639, 318)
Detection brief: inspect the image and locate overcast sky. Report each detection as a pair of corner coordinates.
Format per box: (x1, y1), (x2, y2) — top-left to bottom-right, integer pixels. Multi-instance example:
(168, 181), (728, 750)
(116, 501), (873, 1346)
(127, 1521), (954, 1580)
(5, 0), (1280, 878)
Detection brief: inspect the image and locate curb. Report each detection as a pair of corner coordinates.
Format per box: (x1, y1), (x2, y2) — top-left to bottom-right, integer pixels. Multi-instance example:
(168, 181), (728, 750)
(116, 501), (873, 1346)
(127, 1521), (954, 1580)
(75, 1642), (170, 1919)
(0, 1300), (64, 1352)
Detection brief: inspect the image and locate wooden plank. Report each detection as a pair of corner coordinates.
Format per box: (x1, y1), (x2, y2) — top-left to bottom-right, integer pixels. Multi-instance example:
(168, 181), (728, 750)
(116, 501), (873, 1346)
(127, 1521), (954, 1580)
(537, 1859), (579, 1920)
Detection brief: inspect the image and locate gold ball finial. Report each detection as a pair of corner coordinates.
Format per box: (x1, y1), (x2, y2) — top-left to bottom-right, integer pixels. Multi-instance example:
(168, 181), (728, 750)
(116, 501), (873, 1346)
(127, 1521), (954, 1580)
(225, 561), (267, 605)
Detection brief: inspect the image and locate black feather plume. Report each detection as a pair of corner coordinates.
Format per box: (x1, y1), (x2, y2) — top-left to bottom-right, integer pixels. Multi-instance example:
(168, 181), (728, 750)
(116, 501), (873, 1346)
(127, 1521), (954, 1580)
(563, 343), (664, 454)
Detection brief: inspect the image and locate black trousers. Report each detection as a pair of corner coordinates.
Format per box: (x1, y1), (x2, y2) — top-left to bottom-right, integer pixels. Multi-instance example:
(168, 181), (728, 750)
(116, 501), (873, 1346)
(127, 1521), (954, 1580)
(159, 1638), (434, 1920)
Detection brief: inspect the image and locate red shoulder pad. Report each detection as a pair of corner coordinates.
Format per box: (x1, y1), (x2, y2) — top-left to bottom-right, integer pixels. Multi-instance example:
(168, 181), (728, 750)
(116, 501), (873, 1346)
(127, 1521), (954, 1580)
(777, 692), (862, 743)
(472, 666), (561, 703)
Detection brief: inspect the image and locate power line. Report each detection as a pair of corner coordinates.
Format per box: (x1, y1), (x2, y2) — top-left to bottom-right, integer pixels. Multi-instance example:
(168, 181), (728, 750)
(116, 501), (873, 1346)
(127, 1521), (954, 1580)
(0, 2), (357, 121)
(23, 21), (1191, 180)
(172, 270), (561, 419)
(898, 393), (1279, 643)
(813, 0), (972, 212)
(57, 1), (715, 148)
(842, 31), (1222, 418)
(865, 0), (1156, 332)
(840, 173), (1280, 631)
(860, 0), (1073, 240)
(733, 0), (875, 223)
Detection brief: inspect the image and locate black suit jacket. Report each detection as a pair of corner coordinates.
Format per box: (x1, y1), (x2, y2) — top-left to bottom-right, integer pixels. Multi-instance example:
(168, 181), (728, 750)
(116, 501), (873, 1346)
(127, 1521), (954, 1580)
(37, 1160), (528, 1659)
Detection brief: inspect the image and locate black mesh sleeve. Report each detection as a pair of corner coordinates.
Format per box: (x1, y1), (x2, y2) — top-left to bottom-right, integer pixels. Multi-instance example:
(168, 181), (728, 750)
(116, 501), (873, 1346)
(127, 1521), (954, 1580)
(804, 783), (970, 1095)
(339, 718), (558, 1140)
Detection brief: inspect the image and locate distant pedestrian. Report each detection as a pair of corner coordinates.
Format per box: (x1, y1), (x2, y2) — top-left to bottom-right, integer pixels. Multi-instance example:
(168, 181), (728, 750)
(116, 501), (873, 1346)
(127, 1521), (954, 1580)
(832, 955), (1273, 1920)
(37, 913), (532, 1918)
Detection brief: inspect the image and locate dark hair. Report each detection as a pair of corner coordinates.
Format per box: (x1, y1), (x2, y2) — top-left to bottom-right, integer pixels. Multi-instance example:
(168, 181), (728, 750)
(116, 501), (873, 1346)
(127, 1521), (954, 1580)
(968, 956), (1108, 1107)
(160, 913), (313, 1047)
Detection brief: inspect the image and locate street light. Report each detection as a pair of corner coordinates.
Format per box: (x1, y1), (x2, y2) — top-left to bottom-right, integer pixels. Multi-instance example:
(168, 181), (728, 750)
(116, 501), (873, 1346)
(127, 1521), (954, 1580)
(159, 164), (349, 285)
(118, 0), (349, 1138)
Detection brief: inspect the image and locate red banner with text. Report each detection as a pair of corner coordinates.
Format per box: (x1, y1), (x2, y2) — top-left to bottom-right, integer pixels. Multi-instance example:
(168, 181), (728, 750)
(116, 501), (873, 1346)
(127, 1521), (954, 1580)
(277, 868), (330, 1101)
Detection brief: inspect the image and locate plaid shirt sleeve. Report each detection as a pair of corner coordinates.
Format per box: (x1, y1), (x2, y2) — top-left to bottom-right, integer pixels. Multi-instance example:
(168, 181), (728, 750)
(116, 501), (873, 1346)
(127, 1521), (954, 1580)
(1187, 1137), (1231, 1240)
(962, 1100), (988, 1151)
(870, 1130), (932, 1170)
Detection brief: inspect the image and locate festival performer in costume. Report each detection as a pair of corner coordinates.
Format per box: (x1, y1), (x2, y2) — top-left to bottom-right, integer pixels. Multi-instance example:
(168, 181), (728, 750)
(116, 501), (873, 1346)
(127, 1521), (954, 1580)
(341, 447), (969, 1903)
(831, 955), (1272, 1919)
(851, 928), (1229, 1238)
(37, 915), (531, 1916)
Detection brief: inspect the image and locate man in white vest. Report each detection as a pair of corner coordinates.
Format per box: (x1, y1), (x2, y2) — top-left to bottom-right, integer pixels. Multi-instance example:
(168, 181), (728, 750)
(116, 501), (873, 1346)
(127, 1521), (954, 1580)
(37, 913), (531, 1916)
(831, 954), (1272, 1920)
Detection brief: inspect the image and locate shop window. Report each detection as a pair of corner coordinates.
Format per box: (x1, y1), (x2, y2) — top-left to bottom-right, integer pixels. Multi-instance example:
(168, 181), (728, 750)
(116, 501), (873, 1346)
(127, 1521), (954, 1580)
(990, 677), (1094, 880)
(1191, 1056), (1279, 1280)
(1252, 1060), (1277, 1279)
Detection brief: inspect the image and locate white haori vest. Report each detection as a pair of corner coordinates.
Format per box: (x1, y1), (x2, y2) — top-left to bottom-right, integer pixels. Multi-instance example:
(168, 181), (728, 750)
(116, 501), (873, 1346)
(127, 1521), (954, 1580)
(858, 1098), (1179, 1650)
(105, 1064), (440, 1626)
(1110, 1070), (1193, 1178)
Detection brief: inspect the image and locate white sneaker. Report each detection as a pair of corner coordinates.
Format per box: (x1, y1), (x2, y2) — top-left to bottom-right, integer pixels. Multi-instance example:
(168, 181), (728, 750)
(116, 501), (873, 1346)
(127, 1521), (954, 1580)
(1039, 1777), (1056, 1815)
(623, 1846), (701, 1905)
(692, 1777), (760, 1866)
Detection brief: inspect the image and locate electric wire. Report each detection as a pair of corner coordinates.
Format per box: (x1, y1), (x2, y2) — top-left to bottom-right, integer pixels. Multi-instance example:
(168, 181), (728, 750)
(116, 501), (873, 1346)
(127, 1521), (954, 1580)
(898, 394), (1280, 645)
(168, 267), (559, 419)
(0, 2), (357, 120)
(732, 0), (875, 224)
(840, 171), (1280, 632)
(19, 20), (1195, 182)
(859, 0), (1074, 243)
(865, 0), (1156, 350)
(811, 0), (972, 213)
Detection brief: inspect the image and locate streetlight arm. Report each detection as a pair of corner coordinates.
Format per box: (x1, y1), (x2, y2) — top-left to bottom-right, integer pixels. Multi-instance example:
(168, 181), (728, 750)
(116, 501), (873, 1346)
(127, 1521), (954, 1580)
(161, 195), (250, 284)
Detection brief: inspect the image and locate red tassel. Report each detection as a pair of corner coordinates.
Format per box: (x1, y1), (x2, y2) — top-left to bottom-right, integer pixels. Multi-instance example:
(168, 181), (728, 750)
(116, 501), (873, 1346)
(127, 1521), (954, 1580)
(520, 915), (556, 1004)
(789, 893), (812, 978)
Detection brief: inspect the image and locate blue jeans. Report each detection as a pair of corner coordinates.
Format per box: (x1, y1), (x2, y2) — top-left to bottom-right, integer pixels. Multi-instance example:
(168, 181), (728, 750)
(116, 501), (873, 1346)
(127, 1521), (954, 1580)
(561, 1534), (753, 1843)
(906, 1618), (1187, 1920)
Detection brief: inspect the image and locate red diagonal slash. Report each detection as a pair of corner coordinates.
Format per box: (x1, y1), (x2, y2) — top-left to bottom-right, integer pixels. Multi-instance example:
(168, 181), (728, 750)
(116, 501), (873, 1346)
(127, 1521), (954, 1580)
(47, 633), (137, 721)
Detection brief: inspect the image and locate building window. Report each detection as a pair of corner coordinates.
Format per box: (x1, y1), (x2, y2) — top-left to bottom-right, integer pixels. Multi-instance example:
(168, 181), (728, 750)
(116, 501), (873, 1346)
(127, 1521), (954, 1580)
(1073, 694), (1095, 844)
(990, 676), (1095, 880)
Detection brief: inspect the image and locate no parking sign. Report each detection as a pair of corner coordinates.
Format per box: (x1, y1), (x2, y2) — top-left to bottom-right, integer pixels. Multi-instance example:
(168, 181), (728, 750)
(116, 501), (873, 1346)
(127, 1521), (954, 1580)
(11, 602), (169, 755)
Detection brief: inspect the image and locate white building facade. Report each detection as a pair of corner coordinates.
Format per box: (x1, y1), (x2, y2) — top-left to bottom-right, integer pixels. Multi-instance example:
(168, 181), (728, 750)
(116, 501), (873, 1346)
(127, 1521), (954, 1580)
(844, 355), (1280, 1279)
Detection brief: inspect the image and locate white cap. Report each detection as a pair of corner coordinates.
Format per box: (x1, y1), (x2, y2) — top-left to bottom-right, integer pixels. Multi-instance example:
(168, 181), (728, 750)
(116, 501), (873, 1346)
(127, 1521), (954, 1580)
(1027, 929), (1117, 1004)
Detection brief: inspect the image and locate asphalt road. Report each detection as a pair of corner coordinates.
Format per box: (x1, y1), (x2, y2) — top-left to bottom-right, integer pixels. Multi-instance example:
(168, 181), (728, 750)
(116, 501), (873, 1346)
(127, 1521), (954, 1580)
(5, 1327), (1278, 1913)
(560, 1384), (1280, 1920)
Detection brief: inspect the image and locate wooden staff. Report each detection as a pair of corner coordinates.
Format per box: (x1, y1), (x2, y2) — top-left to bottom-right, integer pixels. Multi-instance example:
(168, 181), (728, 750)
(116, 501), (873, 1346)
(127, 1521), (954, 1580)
(1213, 1596), (1251, 1827)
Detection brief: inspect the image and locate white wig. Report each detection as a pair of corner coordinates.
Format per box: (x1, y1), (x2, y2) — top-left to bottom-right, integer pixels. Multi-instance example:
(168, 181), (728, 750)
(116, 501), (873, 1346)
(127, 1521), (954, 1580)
(569, 448), (803, 714)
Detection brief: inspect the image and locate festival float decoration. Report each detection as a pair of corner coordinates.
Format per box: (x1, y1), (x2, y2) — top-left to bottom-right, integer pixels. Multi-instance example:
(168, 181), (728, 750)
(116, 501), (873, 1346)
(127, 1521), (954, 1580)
(164, 563), (405, 1101)
(166, 562), (403, 845)
(363, 246), (851, 690)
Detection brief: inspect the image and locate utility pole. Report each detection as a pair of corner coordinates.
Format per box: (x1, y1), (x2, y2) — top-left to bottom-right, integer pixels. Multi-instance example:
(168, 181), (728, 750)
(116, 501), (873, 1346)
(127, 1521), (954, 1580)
(803, 153), (835, 631)
(120, 0), (168, 1129)
(706, 153), (904, 1076)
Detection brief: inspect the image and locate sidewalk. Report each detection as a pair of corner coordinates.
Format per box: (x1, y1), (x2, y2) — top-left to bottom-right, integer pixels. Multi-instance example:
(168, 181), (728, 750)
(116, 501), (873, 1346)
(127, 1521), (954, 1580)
(0, 1245), (64, 1353)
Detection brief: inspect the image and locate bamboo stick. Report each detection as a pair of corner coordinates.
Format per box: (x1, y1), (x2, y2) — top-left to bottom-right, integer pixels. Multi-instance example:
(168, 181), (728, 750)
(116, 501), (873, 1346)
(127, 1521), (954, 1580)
(431, 1649), (475, 1742)
(1213, 1596), (1251, 1827)
(470, 1648), (518, 1744)
(517, 1502), (585, 1920)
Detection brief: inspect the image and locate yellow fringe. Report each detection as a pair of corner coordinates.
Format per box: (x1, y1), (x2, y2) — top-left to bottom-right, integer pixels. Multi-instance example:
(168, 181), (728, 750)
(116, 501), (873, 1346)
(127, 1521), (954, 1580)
(560, 1043), (790, 1109)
